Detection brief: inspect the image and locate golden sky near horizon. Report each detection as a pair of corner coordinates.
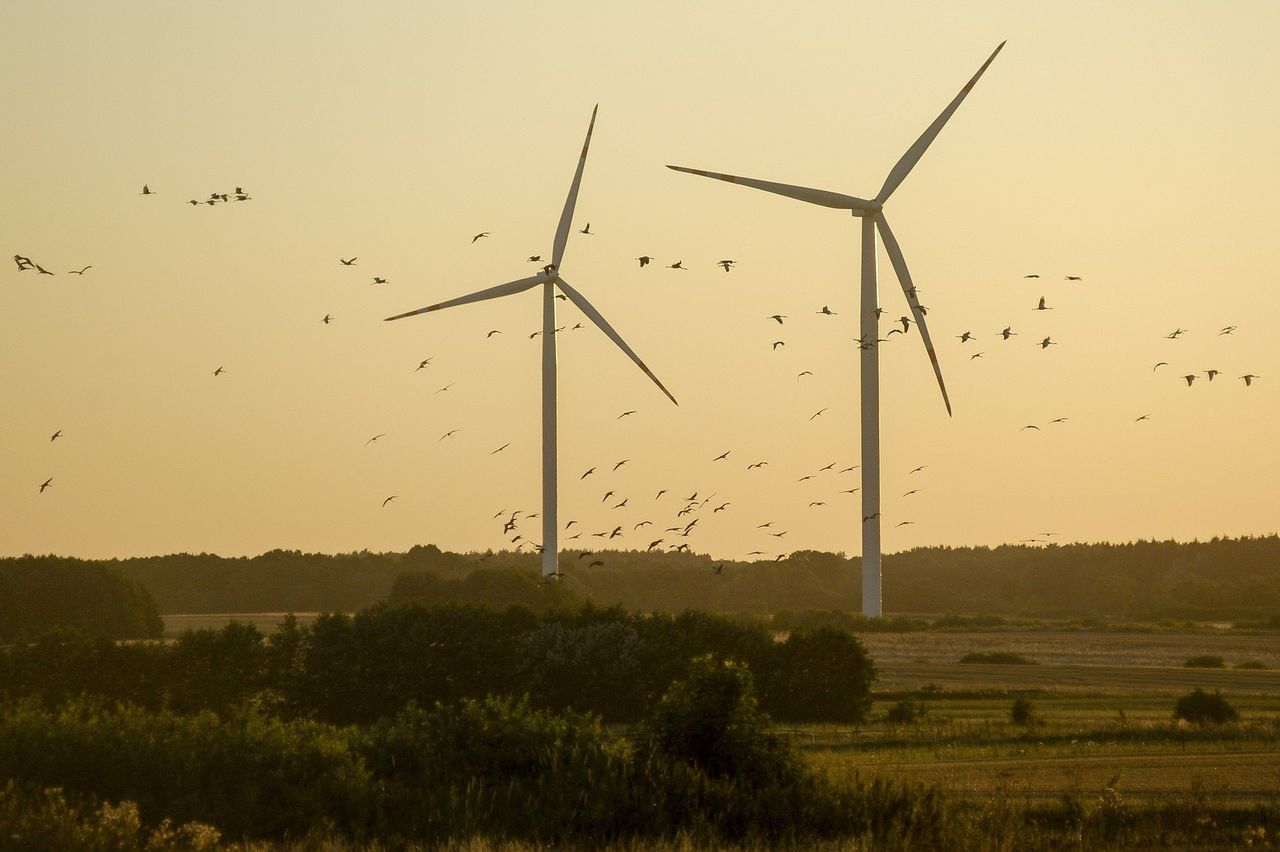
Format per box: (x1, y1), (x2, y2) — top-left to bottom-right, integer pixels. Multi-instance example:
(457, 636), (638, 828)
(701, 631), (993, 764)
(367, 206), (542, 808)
(3, 1), (1278, 561)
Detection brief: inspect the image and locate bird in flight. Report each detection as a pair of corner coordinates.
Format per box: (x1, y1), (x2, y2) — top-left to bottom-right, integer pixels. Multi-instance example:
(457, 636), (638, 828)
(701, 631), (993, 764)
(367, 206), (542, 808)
(613, 459), (629, 471)
(340, 257), (357, 265)
(817, 305), (837, 316)
(863, 513), (880, 522)
(772, 341), (785, 350)
(768, 314), (786, 324)
(439, 429), (459, 441)
(140, 184), (154, 195)
(957, 331), (975, 343)
(667, 261), (685, 270)
(909, 466), (926, 474)
(717, 260), (736, 272)
(486, 330), (502, 338)
(1000, 327), (1016, 340)
(1182, 374), (1197, 387)
(713, 450), (731, 461)
(1153, 362), (1168, 371)
(580, 223), (593, 235)
(1204, 369), (1221, 382)
(1023, 273), (1040, 279)
(435, 383), (453, 394)
(1166, 328), (1186, 339)
(797, 371), (813, 380)
(796, 475), (814, 482)
(895, 521), (916, 527)
(1034, 297), (1052, 311)
(1064, 275), (1083, 281)
(1050, 417), (1069, 424)
(490, 442), (511, 455)
(36, 265), (54, 275)
(371, 277), (388, 285)
(970, 352), (984, 360)
(50, 430), (62, 442)
(415, 359), (432, 371)
(636, 256), (652, 267)
(1020, 425), (1040, 431)
(902, 490), (919, 497)
(1135, 414), (1151, 422)
(382, 496), (398, 507)
(527, 255), (542, 263)
(1241, 374), (1259, 387)
(322, 314), (333, 325)
(68, 265), (92, 275)
(471, 232), (490, 243)
(1219, 325), (1237, 335)
(1039, 337), (1056, 349)
(213, 366), (226, 376)
(365, 434), (386, 446)
(580, 467), (595, 479)
(601, 490), (615, 503)
(617, 410), (637, 419)
(809, 408), (827, 421)
(39, 478), (53, 493)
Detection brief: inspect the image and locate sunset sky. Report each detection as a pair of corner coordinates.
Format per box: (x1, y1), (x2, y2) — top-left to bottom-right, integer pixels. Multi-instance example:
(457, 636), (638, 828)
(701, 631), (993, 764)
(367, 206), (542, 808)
(3, 1), (1278, 561)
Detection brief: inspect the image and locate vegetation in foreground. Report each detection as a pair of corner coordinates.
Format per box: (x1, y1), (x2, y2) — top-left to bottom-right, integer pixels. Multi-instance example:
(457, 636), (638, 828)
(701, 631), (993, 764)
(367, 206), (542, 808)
(2, 659), (1277, 851)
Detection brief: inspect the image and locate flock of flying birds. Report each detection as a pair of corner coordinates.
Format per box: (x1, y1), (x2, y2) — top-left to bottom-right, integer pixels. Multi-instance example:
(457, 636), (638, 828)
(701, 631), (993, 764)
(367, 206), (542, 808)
(17, 186), (1264, 570)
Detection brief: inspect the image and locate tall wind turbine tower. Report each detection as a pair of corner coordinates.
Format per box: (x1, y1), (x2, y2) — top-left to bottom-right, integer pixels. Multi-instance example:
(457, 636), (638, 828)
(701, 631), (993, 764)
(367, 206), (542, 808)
(668, 43), (1005, 616)
(386, 106), (678, 577)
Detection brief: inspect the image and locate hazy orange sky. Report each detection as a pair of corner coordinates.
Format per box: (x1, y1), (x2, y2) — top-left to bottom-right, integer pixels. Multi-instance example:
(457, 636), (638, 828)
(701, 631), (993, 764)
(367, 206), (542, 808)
(3, 1), (1277, 560)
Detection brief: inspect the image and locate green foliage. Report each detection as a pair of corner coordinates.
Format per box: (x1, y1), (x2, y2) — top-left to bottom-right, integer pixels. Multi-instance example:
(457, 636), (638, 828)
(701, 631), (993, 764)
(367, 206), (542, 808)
(1235, 659), (1269, 669)
(634, 656), (804, 787)
(762, 627), (876, 723)
(1010, 697), (1037, 726)
(885, 698), (928, 724)
(0, 559), (162, 642)
(390, 566), (578, 612)
(1184, 654), (1227, 668)
(1174, 689), (1239, 725)
(959, 651), (1037, 665)
(0, 781), (223, 851)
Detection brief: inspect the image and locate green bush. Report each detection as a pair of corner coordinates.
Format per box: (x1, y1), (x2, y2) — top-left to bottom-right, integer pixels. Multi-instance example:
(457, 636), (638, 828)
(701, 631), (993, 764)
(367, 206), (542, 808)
(1173, 689), (1239, 725)
(1010, 697), (1037, 726)
(1183, 655), (1227, 668)
(762, 627), (875, 723)
(884, 699), (927, 724)
(633, 655), (803, 787)
(1235, 660), (1269, 670)
(0, 559), (162, 642)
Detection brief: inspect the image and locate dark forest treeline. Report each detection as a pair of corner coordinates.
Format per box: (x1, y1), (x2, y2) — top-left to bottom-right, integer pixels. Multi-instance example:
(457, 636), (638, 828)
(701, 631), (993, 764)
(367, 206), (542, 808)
(4, 535), (1278, 620)
(0, 559), (162, 641)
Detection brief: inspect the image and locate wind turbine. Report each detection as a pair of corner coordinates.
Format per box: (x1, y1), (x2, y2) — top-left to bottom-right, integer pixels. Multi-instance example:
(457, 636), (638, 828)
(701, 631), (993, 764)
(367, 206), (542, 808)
(667, 42), (1005, 617)
(385, 106), (678, 578)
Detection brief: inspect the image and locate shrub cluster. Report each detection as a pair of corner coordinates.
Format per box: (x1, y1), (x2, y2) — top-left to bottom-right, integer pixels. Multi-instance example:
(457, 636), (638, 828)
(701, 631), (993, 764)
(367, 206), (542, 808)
(0, 604), (876, 726)
(0, 559), (162, 642)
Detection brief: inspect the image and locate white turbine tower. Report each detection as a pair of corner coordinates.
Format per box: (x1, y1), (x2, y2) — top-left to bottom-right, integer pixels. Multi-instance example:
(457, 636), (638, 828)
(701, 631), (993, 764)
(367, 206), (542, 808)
(386, 106), (678, 578)
(667, 42), (1005, 616)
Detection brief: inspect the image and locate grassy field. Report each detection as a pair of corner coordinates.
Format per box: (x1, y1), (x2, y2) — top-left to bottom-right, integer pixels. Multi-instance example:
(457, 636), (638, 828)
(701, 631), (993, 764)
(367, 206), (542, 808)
(798, 636), (1280, 805)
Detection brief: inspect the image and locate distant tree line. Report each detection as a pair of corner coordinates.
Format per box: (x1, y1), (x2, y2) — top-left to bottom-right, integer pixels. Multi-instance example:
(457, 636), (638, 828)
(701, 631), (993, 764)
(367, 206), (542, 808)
(0, 603), (875, 725)
(4, 534), (1278, 620)
(0, 558), (161, 641)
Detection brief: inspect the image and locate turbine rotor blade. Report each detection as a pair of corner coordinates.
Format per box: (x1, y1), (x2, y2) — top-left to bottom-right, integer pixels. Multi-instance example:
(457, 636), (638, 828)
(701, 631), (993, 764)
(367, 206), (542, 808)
(384, 274), (544, 321)
(875, 212), (952, 416)
(552, 104), (598, 269)
(876, 41), (1006, 204)
(555, 277), (678, 406)
(666, 165), (874, 211)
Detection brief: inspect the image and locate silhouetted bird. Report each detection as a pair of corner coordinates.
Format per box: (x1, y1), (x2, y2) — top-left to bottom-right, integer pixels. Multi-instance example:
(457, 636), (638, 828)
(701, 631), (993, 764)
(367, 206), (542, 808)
(487, 330), (502, 338)
(213, 366), (226, 376)
(1219, 325), (1237, 335)
(140, 185), (153, 195)
(1023, 273), (1040, 278)
(580, 467), (595, 479)
(1241, 374), (1259, 387)
(1065, 275), (1083, 281)
(1204, 369), (1221, 382)
(340, 257), (357, 265)
(1000, 327), (1015, 340)
(69, 266), (92, 275)
(1034, 297), (1051, 311)
(1182, 374), (1197, 387)
(472, 232), (489, 243)
(490, 442), (511, 455)
(717, 260), (735, 272)
(713, 450), (730, 461)
(667, 261), (685, 270)
(527, 255), (541, 262)
(580, 223), (592, 235)
(371, 277), (388, 285)
(1167, 328), (1186, 339)
(617, 410), (637, 419)
(1153, 361), (1168, 371)
(636, 256), (652, 267)
(36, 265), (53, 275)
(1135, 414), (1151, 422)
(809, 408), (827, 421)
(365, 434), (386, 446)
(1039, 337), (1056, 349)
(50, 430), (62, 442)
(768, 314), (786, 324)
(39, 478), (53, 493)
(439, 429), (459, 440)
(772, 341), (785, 350)
(415, 359), (431, 371)
(1021, 425), (1040, 431)
(382, 496), (398, 507)
(818, 305), (837, 316)
(958, 331), (975, 343)
(613, 459), (628, 471)
(322, 314), (333, 324)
